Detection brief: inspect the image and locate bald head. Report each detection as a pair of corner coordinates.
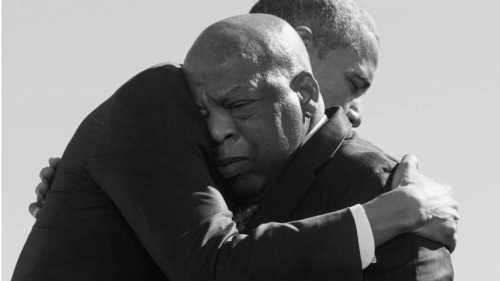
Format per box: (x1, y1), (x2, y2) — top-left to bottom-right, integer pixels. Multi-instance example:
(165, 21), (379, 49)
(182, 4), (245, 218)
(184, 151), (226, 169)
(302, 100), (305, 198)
(184, 14), (312, 87)
(183, 14), (324, 203)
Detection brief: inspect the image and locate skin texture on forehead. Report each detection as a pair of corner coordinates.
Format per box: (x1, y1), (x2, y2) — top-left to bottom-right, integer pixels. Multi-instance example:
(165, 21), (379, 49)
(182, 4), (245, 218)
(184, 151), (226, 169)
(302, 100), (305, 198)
(183, 14), (311, 87)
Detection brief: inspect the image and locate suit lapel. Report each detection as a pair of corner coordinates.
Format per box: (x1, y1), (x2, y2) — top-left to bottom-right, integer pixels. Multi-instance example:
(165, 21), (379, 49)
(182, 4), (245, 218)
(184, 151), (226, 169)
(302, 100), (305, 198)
(241, 107), (352, 234)
(300, 107), (352, 171)
(240, 152), (316, 234)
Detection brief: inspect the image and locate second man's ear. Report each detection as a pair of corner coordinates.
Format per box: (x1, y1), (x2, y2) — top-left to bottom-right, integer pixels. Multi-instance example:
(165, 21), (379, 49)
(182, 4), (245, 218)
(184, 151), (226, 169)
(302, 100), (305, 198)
(291, 71), (320, 118)
(294, 26), (314, 51)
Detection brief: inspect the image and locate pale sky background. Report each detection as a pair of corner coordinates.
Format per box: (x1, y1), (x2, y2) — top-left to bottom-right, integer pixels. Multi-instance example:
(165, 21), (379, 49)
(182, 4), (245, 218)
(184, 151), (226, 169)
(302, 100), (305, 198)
(3, 0), (499, 279)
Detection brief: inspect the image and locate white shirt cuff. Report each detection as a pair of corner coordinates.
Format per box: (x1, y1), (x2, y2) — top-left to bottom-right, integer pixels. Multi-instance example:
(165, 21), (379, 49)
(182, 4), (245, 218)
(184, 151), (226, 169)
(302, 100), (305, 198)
(349, 204), (376, 269)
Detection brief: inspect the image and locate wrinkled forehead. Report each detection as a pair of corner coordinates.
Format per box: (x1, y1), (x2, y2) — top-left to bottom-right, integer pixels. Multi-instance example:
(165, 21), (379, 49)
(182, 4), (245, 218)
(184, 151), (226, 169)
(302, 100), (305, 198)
(210, 54), (267, 83)
(188, 55), (269, 100)
(183, 24), (298, 105)
(209, 28), (266, 65)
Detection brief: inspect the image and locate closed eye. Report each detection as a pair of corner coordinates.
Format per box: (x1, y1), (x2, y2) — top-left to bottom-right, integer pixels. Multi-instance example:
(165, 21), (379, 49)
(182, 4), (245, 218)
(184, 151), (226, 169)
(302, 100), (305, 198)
(227, 100), (253, 109)
(349, 79), (360, 93)
(346, 72), (371, 94)
(227, 100), (257, 119)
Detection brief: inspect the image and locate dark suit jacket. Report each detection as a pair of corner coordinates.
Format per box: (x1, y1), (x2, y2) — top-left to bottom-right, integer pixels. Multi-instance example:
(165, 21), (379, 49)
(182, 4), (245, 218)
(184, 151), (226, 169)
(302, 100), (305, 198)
(14, 64), (363, 281)
(242, 107), (453, 281)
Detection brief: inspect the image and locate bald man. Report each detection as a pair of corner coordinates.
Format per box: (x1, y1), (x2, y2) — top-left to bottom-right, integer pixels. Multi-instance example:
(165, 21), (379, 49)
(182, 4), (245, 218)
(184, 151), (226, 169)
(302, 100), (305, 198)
(183, 14), (454, 280)
(15, 15), (457, 281)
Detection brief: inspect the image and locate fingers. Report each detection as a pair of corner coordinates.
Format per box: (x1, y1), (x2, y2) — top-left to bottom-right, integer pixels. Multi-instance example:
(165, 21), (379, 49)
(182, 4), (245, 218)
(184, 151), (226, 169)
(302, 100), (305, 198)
(429, 199), (460, 253)
(400, 154), (419, 170)
(36, 182), (50, 201)
(443, 231), (458, 253)
(445, 220), (459, 253)
(29, 202), (40, 219)
(32, 182), (48, 219)
(449, 233), (458, 253)
(30, 157), (60, 220)
(391, 154), (420, 190)
(399, 154), (419, 180)
(33, 158), (58, 219)
(448, 208), (459, 253)
(48, 156), (61, 169)
(39, 167), (55, 183)
(414, 214), (459, 253)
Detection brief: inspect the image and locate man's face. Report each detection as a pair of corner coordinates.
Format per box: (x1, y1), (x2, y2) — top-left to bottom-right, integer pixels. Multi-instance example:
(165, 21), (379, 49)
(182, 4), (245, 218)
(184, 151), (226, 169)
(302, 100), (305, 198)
(309, 28), (379, 127)
(190, 58), (306, 203)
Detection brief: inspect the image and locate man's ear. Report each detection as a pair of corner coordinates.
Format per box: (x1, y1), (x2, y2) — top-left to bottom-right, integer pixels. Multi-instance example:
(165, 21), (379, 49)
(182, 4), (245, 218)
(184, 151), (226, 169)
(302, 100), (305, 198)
(291, 71), (320, 118)
(295, 26), (314, 52)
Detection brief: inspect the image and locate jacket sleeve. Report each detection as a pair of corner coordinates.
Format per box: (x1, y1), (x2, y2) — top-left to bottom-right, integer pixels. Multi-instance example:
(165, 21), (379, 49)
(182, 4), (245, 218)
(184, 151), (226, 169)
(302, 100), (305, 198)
(364, 233), (453, 281)
(86, 65), (361, 281)
(359, 171), (453, 281)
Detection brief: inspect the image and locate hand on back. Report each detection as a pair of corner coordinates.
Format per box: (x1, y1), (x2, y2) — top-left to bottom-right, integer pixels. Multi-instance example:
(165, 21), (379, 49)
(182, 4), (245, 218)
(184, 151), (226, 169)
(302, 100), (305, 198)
(29, 157), (60, 218)
(28, 154), (459, 252)
(391, 155), (459, 252)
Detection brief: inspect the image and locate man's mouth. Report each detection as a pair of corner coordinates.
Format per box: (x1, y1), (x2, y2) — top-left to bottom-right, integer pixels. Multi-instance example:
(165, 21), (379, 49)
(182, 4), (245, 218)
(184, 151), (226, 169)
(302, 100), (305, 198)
(215, 157), (247, 178)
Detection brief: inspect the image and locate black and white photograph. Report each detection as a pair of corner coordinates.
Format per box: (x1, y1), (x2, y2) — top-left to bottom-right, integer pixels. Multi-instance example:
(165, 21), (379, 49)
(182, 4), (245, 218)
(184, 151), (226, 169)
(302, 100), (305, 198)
(3, 0), (499, 280)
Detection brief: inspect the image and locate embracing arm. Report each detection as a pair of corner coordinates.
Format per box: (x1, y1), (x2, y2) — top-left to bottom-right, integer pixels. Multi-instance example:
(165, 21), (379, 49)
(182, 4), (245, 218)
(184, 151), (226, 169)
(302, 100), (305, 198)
(361, 155), (455, 280)
(28, 64), (457, 279)
(31, 155), (458, 280)
(25, 65), (362, 280)
(364, 155), (458, 251)
(31, 154), (458, 281)
(85, 146), (361, 280)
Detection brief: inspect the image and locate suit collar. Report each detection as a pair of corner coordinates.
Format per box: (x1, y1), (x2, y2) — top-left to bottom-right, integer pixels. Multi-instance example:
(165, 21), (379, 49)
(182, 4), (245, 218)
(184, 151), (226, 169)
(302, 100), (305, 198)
(240, 106), (352, 233)
(299, 106), (352, 171)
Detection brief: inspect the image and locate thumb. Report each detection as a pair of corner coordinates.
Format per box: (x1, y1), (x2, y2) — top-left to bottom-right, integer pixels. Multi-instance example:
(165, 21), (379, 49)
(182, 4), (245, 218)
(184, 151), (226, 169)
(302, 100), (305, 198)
(391, 154), (419, 189)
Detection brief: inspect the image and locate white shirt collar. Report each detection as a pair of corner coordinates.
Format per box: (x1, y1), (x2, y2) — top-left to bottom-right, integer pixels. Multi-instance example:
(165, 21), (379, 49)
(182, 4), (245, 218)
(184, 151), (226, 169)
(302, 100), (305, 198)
(301, 115), (328, 146)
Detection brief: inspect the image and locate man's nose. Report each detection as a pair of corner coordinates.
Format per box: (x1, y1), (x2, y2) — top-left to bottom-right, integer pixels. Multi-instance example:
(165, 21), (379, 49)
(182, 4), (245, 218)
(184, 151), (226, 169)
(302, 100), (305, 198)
(347, 98), (363, 128)
(207, 113), (237, 145)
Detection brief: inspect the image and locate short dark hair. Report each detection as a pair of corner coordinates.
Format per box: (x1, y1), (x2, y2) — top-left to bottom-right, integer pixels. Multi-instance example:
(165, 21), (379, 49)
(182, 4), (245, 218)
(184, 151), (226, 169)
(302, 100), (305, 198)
(250, 0), (378, 58)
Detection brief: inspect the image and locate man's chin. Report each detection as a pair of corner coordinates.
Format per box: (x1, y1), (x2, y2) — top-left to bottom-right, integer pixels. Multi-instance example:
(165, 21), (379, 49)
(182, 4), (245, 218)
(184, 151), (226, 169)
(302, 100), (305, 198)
(223, 176), (269, 204)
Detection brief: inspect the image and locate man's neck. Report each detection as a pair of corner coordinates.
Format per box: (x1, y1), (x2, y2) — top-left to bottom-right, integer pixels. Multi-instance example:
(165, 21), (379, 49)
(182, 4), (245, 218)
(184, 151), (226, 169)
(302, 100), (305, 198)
(302, 114), (327, 146)
(303, 100), (326, 142)
(307, 99), (325, 132)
